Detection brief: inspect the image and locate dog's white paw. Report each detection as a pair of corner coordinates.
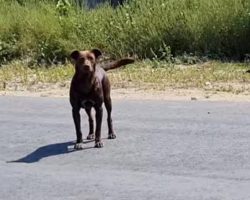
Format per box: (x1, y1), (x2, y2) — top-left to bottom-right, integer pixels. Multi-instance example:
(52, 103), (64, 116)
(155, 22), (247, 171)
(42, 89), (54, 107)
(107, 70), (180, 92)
(74, 143), (83, 150)
(108, 133), (116, 139)
(94, 141), (104, 148)
(86, 134), (94, 140)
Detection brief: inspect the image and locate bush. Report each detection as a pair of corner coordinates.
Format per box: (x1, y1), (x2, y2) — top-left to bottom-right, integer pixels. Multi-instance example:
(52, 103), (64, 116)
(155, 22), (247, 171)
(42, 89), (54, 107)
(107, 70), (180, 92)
(0, 0), (249, 65)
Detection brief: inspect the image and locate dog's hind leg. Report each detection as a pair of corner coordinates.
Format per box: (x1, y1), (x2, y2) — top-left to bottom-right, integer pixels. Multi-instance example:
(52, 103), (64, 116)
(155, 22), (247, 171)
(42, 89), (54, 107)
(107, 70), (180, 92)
(85, 108), (94, 140)
(102, 77), (116, 139)
(94, 105), (104, 148)
(104, 96), (116, 139)
(102, 76), (116, 139)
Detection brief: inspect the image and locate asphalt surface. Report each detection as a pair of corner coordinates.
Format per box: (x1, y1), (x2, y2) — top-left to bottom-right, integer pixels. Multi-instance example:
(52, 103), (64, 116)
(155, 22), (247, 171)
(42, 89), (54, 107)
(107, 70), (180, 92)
(0, 96), (250, 200)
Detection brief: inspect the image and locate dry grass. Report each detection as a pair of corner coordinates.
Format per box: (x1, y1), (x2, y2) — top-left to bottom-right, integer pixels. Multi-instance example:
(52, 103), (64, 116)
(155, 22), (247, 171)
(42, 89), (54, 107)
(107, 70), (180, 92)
(0, 60), (249, 94)
(109, 61), (250, 94)
(0, 61), (73, 91)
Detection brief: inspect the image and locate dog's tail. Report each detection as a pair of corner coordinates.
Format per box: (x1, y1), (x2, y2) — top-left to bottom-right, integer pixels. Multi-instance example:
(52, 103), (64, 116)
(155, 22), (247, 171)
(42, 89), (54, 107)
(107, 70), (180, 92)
(101, 58), (134, 71)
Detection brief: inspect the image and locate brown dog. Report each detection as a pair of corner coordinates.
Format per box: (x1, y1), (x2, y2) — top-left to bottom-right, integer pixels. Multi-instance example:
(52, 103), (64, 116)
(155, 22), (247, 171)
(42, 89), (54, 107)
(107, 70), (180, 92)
(70, 49), (134, 149)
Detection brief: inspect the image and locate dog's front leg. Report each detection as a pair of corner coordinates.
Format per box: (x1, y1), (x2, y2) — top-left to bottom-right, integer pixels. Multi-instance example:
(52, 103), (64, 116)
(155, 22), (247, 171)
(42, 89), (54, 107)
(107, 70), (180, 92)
(72, 107), (83, 149)
(94, 106), (103, 148)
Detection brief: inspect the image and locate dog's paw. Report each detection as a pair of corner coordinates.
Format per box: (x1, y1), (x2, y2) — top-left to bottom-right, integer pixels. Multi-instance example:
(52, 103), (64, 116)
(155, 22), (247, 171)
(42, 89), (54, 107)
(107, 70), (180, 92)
(108, 133), (116, 139)
(74, 143), (83, 150)
(94, 141), (104, 148)
(86, 134), (94, 140)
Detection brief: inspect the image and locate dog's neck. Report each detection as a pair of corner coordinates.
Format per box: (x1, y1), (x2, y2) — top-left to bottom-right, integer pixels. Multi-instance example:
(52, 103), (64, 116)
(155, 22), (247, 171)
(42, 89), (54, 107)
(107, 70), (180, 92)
(73, 71), (96, 95)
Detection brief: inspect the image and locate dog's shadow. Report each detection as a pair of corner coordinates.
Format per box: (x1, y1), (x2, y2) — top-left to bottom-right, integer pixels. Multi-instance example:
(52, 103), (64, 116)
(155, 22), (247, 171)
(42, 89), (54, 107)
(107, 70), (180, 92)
(7, 140), (94, 164)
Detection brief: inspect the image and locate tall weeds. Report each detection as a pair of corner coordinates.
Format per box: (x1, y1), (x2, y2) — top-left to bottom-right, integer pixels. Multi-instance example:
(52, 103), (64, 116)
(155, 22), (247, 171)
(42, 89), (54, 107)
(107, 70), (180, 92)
(0, 0), (249, 65)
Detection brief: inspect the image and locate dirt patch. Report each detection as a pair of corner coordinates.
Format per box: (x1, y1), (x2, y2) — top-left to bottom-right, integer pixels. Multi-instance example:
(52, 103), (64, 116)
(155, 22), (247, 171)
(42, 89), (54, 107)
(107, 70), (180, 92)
(0, 86), (249, 102)
(1, 61), (249, 102)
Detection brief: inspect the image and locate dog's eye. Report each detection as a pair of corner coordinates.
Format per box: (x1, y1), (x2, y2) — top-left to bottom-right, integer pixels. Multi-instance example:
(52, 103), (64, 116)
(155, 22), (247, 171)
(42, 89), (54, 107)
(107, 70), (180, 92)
(79, 57), (85, 63)
(87, 56), (94, 61)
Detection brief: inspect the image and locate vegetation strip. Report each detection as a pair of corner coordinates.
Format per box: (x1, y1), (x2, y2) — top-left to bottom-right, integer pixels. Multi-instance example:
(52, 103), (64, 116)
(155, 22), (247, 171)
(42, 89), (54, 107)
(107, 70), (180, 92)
(0, 61), (249, 94)
(0, 0), (250, 65)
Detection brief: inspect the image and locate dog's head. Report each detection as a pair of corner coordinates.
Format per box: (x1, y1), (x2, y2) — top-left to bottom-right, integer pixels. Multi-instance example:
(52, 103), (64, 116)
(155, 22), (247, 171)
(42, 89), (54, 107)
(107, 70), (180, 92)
(70, 49), (102, 74)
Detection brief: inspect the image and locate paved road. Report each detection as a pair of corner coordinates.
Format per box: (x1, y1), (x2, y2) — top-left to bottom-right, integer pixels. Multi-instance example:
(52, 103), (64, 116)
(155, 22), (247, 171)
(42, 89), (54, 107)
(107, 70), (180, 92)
(0, 96), (250, 200)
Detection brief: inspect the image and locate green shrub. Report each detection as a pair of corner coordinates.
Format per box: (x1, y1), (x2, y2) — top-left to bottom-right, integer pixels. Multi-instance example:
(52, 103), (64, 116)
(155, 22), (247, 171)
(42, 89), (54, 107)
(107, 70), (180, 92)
(0, 0), (249, 65)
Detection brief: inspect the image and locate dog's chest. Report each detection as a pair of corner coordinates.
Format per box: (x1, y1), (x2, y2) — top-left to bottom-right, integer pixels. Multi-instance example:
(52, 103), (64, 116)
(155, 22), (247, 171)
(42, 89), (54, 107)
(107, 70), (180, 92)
(71, 75), (103, 109)
(80, 99), (95, 109)
(78, 89), (103, 109)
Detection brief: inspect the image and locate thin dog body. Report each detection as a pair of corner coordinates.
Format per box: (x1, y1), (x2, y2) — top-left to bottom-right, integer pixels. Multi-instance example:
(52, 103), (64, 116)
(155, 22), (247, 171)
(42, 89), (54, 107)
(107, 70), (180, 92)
(70, 49), (134, 149)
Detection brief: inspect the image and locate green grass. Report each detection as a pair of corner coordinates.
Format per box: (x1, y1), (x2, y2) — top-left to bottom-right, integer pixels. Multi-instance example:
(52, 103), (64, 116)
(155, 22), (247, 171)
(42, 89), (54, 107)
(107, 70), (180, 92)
(0, 61), (249, 94)
(0, 0), (249, 65)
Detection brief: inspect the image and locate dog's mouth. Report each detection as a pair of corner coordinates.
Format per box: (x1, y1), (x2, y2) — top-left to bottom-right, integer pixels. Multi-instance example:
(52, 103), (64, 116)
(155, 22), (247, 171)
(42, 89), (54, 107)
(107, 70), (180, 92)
(77, 65), (94, 74)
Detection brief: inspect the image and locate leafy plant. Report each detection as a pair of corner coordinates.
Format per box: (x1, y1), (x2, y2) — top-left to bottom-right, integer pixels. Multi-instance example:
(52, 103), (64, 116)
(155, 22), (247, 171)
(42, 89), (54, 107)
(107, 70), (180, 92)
(0, 0), (249, 65)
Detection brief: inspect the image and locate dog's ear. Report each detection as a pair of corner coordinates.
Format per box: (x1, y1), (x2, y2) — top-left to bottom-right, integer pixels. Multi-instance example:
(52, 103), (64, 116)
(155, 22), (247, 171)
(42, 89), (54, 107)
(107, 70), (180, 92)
(91, 49), (102, 59)
(70, 50), (80, 61)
